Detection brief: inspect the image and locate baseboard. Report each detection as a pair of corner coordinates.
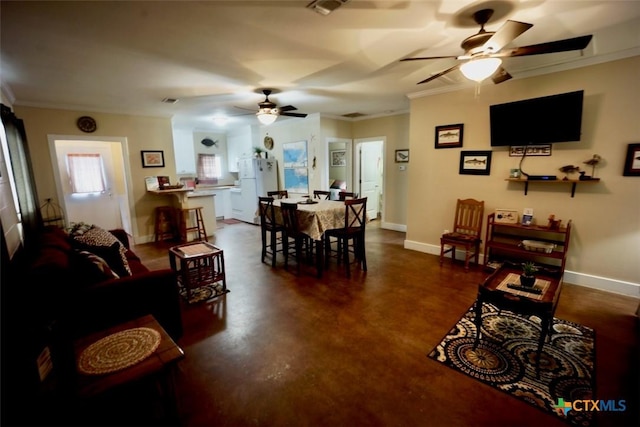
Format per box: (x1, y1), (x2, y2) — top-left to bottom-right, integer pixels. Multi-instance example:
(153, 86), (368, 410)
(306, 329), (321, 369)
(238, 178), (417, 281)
(404, 239), (640, 299)
(381, 221), (406, 232)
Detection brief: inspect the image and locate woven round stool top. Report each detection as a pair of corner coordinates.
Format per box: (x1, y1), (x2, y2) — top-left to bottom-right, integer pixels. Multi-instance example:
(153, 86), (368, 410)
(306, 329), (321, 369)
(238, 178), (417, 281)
(78, 327), (161, 375)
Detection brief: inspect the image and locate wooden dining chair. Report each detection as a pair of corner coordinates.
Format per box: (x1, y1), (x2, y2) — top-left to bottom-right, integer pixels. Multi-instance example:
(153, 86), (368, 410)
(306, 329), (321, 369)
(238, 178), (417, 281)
(267, 190), (288, 199)
(440, 198), (485, 271)
(338, 191), (358, 201)
(324, 197), (367, 278)
(313, 190), (331, 200)
(280, 202), (317, 276)
(258, 196), (285, 267)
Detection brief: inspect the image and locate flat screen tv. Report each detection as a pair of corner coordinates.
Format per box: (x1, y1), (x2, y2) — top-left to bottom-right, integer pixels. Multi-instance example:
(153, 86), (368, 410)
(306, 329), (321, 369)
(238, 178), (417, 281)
(489, 90), (584, 146)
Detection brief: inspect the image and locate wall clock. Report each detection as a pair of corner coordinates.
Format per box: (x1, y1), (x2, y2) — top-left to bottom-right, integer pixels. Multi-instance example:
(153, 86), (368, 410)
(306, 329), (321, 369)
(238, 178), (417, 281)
(264, 135), (274, 150)
(77, 116), (97, 133)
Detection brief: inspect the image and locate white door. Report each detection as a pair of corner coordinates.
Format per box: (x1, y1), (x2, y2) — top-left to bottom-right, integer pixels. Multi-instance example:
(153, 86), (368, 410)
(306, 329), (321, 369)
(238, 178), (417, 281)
(358, 140), (383, 220)
(50, 138), (130, 232)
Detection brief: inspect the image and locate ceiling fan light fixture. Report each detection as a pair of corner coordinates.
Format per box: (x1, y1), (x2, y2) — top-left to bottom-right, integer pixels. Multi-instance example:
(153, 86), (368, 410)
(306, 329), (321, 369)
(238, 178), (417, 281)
(460, 57), (502, 82)
(257, 108), (278, 125)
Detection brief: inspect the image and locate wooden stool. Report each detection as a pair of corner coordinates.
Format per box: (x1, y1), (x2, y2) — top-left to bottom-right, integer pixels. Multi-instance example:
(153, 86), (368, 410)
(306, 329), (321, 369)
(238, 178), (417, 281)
(154, 206), (177, 242)
(178, 207), (208, 242)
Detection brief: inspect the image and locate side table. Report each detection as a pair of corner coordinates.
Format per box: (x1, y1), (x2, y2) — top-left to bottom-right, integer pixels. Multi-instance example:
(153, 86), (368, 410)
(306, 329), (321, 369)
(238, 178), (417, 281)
(473, 264), (563, 375)
(73, 315), (184, 423)
(169, 241), (227, 302)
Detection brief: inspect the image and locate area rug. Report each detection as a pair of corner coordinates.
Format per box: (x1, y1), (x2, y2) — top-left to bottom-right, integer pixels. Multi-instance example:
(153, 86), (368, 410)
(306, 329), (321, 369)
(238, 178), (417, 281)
(428, 303), (595, 426)
(178, 282), (229, 304)
(221, 218), (243, 225)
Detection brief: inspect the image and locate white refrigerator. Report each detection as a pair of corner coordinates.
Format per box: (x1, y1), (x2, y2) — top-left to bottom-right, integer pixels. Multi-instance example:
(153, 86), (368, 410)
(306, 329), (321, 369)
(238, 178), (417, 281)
(238, 157), (278, 224)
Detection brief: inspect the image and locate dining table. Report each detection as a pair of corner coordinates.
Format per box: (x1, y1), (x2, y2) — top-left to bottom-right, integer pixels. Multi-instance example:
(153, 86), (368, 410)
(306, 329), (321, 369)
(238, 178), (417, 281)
(272, 197), (347, 276)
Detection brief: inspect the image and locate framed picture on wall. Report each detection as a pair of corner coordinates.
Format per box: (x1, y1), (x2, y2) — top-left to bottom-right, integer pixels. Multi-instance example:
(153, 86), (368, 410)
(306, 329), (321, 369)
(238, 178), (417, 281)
(435, 123), (464, 149)
(623, 143), (640, 176)
(330, 150), (346, 167)
(141, 150), (165, 168)
(459, 150), (492, 175)
(395, 149), (409, 163)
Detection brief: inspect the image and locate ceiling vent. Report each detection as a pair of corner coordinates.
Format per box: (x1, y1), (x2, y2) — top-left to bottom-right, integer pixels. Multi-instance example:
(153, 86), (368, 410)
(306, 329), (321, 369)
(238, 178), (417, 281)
(306, 0), (349, 16)
(342, 112), (366, 118)
(162, 97), (179, 104)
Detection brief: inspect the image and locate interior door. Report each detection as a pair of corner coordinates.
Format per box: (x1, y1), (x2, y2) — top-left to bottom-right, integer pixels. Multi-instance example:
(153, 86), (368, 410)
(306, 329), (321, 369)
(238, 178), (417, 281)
(359, 141), (383, 220)
(53, 140), (124, 231)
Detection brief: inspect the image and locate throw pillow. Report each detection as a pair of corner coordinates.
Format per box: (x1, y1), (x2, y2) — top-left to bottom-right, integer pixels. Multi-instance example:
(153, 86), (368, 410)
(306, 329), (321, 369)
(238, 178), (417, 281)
(71, 225), (132, 277)
(74, 250), (120, 282)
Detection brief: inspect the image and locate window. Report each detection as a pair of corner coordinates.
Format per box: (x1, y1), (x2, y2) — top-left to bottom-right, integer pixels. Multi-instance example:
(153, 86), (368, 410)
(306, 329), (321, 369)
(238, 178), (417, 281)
(197, 154), (221, 184)
(66, 153), (106, 194)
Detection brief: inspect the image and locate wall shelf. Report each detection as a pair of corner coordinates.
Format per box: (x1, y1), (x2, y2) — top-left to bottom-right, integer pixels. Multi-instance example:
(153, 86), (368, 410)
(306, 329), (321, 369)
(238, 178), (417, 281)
(505, 178), (601, 197)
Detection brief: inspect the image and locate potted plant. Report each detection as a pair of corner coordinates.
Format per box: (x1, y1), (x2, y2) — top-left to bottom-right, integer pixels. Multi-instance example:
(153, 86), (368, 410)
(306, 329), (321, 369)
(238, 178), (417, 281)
(520, 261), (538, 287)
(253, 146), (264, 158)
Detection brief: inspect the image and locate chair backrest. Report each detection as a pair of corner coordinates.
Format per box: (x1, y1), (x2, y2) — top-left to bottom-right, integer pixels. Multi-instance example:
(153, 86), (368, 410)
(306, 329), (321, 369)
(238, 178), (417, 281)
(280, 202), (302, 237)
(267, 190), (289, 199)
(258, 196), (277, 227)
(313, 190), (331, 200)
(344, 197), (367, 231)
(452, 198), (484, 238)
(338, 191), (358, 201)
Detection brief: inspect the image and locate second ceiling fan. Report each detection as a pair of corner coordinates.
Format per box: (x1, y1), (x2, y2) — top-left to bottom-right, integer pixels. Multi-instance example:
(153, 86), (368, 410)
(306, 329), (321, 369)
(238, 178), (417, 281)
(237, 89), (308, 125)
(402, 8), (593, 85)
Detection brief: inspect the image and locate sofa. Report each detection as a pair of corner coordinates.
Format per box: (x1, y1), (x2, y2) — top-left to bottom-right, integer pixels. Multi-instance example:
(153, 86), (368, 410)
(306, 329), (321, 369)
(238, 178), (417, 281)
(25, 225), (183, 342)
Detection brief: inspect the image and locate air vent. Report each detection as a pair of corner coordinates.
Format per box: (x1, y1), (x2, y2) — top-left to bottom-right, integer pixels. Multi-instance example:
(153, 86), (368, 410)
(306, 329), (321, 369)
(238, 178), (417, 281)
(342, 112), (366, 118)
(306, 0), (349, 15)
(162, 98), (179, 104)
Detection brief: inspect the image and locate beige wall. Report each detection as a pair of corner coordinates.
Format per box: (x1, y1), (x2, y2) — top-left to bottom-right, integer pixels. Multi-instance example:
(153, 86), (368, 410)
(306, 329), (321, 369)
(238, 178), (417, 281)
(13, 106), (175, 239)
(406, 56), (640, 293)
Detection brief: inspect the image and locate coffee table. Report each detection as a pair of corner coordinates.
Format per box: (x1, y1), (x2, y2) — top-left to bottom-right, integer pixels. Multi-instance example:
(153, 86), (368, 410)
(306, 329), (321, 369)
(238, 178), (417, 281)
(169, 241), (227, 301)
(473, 263), (563, 374)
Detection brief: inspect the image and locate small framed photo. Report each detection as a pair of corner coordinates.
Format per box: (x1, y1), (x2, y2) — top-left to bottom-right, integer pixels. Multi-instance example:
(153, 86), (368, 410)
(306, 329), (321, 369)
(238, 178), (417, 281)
(395, 149), (409, 163)
(623, 143), (640, 176)
(330, 150), (346, 167)
(435, 123), (464, 149)
(459, 150), (492, 175)
(141, 150), (165, 168)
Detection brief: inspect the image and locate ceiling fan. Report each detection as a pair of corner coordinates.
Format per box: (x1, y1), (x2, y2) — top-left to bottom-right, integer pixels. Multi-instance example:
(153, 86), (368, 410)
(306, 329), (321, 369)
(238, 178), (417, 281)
(401, 8), (593, 85)
(236, 89), (308, 125)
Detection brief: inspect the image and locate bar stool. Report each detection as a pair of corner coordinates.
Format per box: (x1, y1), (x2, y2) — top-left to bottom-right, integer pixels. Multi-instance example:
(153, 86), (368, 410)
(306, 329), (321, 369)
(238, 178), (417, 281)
(154, 206), (178, 242)
(178, 207), (208, 242)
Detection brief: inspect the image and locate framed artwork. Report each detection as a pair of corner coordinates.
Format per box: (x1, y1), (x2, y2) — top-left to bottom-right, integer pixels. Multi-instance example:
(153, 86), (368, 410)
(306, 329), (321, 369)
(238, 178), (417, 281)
(141, 150), (165, 168)
(459, 150), (492, 175)
(283, 140), (309, 193)
(395, 149), (409, 163)
(623, 143), (640, 176)
(330, 150), (346, 167)
(435, 123), (464, 149)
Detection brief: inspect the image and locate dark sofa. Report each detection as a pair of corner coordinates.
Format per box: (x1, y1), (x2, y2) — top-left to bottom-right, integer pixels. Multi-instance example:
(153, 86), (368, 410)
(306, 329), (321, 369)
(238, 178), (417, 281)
(26, 226), (183, 341)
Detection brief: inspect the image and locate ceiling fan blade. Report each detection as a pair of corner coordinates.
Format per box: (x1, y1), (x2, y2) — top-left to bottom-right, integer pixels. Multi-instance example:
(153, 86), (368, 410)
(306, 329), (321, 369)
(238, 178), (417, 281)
(497, 35), (593, 57)
(482, 20), (533, 53)
(234, 106), (256, 112)
(401, 55), (458, 62)
(417, 63), (460, 85)
(278, 105), (297, 112)
(491, 67), (512, 84)
(280, 112), (307, 118)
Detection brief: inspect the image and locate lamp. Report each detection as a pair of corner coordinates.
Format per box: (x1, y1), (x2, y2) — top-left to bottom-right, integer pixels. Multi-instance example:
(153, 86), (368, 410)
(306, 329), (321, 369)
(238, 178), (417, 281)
(460, 57), (502, 82)
(257, 108), (278, 125)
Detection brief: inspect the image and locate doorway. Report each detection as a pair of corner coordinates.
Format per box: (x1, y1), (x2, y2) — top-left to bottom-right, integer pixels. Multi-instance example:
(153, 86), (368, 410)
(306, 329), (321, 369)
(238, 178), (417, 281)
(48, 135), (133, 235)
(354, 138), (384, 221)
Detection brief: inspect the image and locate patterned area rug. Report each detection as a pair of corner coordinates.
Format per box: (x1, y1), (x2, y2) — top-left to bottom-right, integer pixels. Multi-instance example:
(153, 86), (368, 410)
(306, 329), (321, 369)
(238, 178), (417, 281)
(179, 283), (229, 304)
(429, 303), (595, 426)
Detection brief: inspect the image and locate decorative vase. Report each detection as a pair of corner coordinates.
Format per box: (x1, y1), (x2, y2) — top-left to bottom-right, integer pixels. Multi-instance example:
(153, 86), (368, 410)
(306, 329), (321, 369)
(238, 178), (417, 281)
(520, 274), (536, 287)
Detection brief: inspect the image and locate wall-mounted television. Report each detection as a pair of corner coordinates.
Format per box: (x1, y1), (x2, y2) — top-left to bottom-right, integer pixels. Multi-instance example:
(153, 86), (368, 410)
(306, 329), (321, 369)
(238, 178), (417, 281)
(489, 90), (584, 146)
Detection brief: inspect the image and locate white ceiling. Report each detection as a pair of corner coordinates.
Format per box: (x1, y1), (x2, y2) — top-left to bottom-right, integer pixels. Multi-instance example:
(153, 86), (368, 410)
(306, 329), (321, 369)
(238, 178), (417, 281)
(2, 1), (639, 131)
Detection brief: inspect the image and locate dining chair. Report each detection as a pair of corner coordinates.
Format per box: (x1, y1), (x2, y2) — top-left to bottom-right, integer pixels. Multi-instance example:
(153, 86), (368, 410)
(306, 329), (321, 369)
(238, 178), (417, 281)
(258, 196), (285, 267)
(313, 190), (331, 200)
(280, 202), (317, 276)
(338, 191), (358, 201)
(324, 197), (367, 278)
(440, 198), (485, 271)
(267, 190), (289, 199)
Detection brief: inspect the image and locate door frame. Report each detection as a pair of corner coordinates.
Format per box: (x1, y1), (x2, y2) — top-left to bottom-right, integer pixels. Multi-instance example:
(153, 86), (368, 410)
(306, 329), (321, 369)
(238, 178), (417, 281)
(354, 137), (385, 221)
(325, 137), (353, 192)
(47, 134), (135, 236)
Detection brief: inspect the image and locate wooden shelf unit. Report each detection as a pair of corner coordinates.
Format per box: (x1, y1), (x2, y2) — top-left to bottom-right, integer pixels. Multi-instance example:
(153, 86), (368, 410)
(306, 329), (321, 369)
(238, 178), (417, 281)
(484, 212), (572, 275)
(505, 178), (600, 197)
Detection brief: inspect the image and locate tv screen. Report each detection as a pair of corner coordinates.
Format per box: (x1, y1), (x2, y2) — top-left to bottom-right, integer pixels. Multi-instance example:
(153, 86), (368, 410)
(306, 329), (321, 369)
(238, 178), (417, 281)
(489, 90), (584, 146)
